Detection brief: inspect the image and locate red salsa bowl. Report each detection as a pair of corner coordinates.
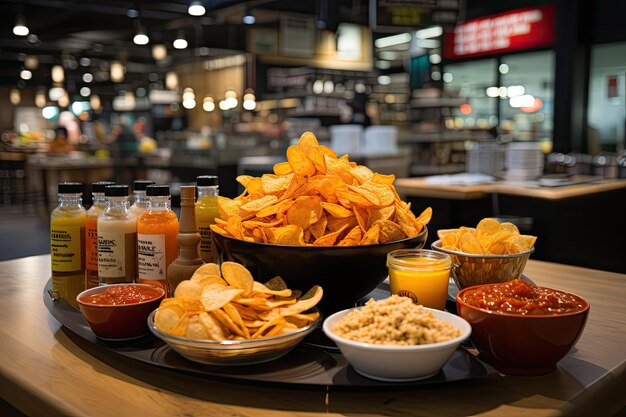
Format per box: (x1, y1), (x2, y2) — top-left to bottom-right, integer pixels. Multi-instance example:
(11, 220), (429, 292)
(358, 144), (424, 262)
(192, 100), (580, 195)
(77, 284), (165, 341)
(456, 279), (589, 375)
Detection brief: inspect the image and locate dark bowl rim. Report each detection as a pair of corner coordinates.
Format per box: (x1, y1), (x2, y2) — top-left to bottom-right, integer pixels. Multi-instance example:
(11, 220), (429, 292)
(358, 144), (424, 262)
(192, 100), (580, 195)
(214, 226), (427, 249)
(455, 282), (590, 319)
(147, 307), (322, 347)
(431, 239), (535, 259)
(76, 283), (166, 309)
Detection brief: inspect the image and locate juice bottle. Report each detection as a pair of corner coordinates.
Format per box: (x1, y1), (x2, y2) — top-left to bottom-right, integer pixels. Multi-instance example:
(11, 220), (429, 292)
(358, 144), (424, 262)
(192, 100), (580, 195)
(50, 182), (86, 308)
(98, 185), (137, 284)
(167, 185), (204, 295)
(195, 175), (219, 263)
(137, 185), (179, 294)
(130, 179), (155, 218)
(85, 181), (114, 289)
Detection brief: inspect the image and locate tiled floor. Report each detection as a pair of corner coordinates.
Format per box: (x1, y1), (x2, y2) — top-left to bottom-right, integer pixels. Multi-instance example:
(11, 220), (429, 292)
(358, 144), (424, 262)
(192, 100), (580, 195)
(0, 205), (50, 261)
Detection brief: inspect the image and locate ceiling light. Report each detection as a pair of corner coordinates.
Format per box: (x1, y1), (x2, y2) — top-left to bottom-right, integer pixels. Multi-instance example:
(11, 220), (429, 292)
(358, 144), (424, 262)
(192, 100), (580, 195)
(90, 95), (101, 111)
(110, 61), (125, 82)
(183, 87), (195, 100)
(80, 87), (91, 97)
(79, 57), (91, 67)
(188, 1), (206, 16)
(35, 90), (46, 107)
(20, 69), (32, 80)
(24, 55), (39, 70)
(203, 96), (215, 112)
(82, 73), (93, 83)
(486, 87), (499, 97)
(375, 33), (411, 49)
(182, 98), (196, 109)
(429, 53), (441, 64)
(507, 85), (525, 98)
(219, 100), (229, 111)
(42, 106), (59, 120)
(377, 75), (391, 85)
(165, 72), (178, 90)
(499, 64), (509, 74)
(152, 44), (167, 61)
(58, 92), (70, 108)
(173, 32), (188, 49)
(49, 87), (65, 101)
(416, 26), (443, 40)
(126, 8), (139, 18)
(509, 94), (535, 108)
(442, 72), (453, 83)
(51, 65), (64, 83)
(133, 24), (149, 45)
(243, 9), (255, 25)
(10, 89), (21, 105)
(13, 15), (29, 37)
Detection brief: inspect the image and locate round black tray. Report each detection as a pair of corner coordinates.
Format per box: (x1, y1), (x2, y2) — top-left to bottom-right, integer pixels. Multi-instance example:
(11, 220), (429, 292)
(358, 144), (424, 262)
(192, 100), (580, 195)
(43, 280), (497, 389)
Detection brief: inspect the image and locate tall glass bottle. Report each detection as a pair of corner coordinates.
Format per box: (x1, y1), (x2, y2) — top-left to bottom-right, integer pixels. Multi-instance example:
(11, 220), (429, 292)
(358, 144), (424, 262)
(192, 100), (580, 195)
(50, 182), (86, 308)
(97, 185), (137, 284)
(130, 179), (155, 218)
(195, 175), (219, 263)
(167, 185), (204, 295)
(85, 181), (114, 289)
(137, 185), (179, 294)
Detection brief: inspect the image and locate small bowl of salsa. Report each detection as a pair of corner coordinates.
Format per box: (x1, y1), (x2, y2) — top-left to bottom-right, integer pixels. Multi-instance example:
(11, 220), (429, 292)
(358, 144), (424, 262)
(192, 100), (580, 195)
(456, 279), (589, 375)
(77, 284), (165, 341)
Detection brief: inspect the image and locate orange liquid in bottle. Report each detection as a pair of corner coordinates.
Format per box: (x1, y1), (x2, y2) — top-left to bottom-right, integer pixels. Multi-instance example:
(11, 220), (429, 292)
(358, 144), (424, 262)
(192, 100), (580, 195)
(137, 209), (179, 294)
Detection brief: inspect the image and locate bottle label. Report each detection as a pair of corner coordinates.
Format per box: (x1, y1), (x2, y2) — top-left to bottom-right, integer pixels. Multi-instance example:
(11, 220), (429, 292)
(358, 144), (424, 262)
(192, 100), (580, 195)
(51, 225), (82, 272)
(198, 223), (216, 263)
(137, 233), (166, 281)
(85, 218), (98, 272)
(98, 230), (135, 279)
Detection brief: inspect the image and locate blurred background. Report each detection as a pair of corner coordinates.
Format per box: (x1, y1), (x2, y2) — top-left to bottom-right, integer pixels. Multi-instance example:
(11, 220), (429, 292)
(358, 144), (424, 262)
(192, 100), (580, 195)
(0, 0), (624, 271)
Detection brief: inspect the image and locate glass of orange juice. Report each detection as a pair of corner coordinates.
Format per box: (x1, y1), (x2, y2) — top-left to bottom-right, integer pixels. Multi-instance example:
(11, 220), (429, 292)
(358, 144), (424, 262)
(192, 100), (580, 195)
(386, 249), (452, 310)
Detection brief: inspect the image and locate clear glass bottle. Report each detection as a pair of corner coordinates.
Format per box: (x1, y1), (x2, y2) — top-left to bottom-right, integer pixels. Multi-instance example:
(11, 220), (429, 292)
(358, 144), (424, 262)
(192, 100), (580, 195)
(97, 185), (137, 285)
(167, 185), (204, 295)
(130, 179), (155, 218)
(137, 185), (179, 294)
(50, 182), (86, 308)
(195, 175), (219, 263)
(85, 181), (114, 289)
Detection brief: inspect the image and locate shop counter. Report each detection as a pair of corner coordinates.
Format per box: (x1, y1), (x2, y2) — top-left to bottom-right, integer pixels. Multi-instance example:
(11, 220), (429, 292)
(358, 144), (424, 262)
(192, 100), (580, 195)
(394, 176), (626, 273)
(0, 254), (624, 417)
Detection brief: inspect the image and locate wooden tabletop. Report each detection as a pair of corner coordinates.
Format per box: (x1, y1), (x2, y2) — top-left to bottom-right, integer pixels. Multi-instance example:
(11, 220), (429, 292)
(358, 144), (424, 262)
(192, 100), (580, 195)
(394, 176), (626, 200)
(0, 254), (624, 417)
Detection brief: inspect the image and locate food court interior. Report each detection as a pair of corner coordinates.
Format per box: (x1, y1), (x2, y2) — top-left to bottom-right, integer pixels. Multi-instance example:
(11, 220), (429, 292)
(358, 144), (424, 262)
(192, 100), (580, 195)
(0, 0), (625, 273)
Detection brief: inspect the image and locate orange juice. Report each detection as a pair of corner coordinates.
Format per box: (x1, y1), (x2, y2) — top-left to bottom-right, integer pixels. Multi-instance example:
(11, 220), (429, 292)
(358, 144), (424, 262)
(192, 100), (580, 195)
(137, 185), (179, 295)
(387, 250), (451, 310)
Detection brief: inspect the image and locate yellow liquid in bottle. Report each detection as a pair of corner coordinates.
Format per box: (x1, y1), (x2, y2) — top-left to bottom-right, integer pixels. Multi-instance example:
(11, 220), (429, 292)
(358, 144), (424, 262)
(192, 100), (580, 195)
(195, 195), (219, 263)
(388, 257), (450, 310)
(51, 213), (86, 308)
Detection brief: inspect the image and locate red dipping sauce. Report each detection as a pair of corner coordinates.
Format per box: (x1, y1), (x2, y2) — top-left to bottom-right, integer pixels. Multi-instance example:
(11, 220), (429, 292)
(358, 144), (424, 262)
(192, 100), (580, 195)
(81, 285), (163, 306)
(460, 279), (587, 315)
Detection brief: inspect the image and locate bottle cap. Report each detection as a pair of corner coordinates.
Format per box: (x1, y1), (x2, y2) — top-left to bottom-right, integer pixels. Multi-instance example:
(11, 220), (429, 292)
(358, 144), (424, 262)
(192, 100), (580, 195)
(105, 185), (129, 197)
(133, 179), (155, 192)
(197, 175), (218, 187)
(146, 184), (170, 196)
(91, 181), (115, 194)
(58, 182), (83, 194)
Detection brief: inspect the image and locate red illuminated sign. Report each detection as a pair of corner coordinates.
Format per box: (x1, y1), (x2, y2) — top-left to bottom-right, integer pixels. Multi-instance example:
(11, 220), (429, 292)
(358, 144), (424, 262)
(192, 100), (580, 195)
(443, 5), (555, 59)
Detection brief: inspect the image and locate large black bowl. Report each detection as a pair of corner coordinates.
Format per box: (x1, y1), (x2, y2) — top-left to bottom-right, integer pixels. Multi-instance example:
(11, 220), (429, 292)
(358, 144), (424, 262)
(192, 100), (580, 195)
(213, 227), (428, 313)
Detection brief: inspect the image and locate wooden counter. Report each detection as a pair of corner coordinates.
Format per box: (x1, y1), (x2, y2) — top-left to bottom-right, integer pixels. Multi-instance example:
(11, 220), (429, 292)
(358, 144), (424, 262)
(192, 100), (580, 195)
(0, 255), (624, 416)
(394, 176), (626, 201)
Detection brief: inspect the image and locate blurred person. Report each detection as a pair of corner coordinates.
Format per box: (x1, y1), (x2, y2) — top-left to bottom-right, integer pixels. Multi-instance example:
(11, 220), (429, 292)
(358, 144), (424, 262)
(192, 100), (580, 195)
(48, 126), (74, 154)
(108, 113), (139, 184)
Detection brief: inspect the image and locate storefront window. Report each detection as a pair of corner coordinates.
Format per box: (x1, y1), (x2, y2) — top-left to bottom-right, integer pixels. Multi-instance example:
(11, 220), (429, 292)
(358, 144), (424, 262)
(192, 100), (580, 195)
(588, 42), (626, 153)
(443, 59), (497, 130)
(499, 51), (554, 144)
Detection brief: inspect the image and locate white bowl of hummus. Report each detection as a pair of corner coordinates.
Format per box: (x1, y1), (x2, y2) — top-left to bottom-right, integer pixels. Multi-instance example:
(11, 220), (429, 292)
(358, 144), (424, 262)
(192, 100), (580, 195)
(323, 295), (471, 382)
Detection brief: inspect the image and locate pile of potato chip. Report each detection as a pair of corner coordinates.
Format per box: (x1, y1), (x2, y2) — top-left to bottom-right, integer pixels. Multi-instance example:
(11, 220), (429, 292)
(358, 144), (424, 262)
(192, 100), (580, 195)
(437, 218), (537, 255)
(210, 132), (431, 246)
(154, 262), (323, 341)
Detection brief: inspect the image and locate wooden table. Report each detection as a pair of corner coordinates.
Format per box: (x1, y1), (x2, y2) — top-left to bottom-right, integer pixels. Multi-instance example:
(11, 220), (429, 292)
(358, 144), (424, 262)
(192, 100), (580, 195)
(394, 176), (626, 201)
(0, 255), (624, 416)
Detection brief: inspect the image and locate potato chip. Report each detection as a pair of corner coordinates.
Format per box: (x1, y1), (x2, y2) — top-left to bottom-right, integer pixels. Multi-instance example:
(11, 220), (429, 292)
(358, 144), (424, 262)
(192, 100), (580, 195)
(337, 226), (362, 246)
(313, 224), (349, 246)
(279, 285), (323, 315)
(252, 281), (292, 297)
(266, 225), (305, 245)
(154, 304), (185, 333)
(200, 287), (244, 311)
(221, 261), (254, 296)
(185, 314), (211, 339)
(192, 274), (228, 288)
(198, 312), (226, 340)
(361, 223), (380, 245)
(212, 308), (247, 338)
(321, 202), (354, 218)
(210, 132), (432, 246)
(459, 233), (485, 254)
(287, 145), (316, 177)
(264, 276), (288, 291)
(174, 280), (203, 299)
(375, 220), (406, 243)
(192, 262), (221, 278)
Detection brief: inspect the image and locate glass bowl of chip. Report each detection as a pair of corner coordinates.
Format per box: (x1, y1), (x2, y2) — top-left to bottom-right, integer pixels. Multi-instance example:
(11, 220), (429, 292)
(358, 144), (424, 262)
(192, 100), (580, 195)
(147, 308), (321, 366)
